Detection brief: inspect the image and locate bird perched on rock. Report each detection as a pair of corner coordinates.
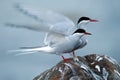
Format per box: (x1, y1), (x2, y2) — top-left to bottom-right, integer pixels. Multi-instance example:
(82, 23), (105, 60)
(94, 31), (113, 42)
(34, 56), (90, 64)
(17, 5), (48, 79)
(6, 4), (98, 61)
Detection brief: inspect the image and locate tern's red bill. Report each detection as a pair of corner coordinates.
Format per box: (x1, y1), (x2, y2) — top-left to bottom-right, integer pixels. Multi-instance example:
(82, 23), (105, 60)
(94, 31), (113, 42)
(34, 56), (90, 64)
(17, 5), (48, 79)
(84, 32), (92, 35)
(90, 19), (98, 22)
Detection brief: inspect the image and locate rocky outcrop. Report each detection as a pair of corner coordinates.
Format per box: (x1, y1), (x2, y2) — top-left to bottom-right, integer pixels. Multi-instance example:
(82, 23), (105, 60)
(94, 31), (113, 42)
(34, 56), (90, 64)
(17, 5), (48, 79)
(33, 54), (120, 80)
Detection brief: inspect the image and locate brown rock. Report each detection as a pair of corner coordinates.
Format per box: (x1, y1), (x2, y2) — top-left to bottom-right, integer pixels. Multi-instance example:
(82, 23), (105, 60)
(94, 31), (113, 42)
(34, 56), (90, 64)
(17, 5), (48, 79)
(33, 54), (120, 80)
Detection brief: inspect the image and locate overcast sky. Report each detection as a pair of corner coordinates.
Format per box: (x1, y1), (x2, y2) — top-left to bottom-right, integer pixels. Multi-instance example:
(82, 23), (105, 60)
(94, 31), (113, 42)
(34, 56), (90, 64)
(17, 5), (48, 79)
(0, 0), (120, 80)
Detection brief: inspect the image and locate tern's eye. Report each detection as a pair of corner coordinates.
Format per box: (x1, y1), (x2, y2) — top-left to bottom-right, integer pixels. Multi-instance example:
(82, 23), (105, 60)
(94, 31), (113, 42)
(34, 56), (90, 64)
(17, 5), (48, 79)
(79, 29), (86, 33)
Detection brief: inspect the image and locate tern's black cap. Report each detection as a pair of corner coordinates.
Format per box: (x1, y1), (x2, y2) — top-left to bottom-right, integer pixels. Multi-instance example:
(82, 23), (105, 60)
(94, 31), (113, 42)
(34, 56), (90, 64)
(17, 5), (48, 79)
(77, 17), (90, 24)
(73, 29), (86, 34)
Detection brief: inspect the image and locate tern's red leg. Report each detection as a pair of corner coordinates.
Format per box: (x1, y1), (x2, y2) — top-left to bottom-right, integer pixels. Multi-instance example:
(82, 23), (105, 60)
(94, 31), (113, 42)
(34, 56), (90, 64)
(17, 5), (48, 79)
(61, 56), (69, 62)
(72, 51), (76, 57)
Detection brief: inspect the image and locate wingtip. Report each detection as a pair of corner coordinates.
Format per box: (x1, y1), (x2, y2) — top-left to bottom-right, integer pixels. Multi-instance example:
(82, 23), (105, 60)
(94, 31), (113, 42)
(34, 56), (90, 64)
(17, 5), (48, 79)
(14, 3), (25, 13)
(5, 23), (14, 27)
(14, 3), (21, 9)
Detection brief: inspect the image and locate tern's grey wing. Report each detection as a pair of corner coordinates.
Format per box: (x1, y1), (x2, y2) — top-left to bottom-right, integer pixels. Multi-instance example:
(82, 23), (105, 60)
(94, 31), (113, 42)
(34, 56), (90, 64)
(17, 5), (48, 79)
(44, 32), (66, 46)
(5, 23), (50, 32)
(14, 3), (75, 35)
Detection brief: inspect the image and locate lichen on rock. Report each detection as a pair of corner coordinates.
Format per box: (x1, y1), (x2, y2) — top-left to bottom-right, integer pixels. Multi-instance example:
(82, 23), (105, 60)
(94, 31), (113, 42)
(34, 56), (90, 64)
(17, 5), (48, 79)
(33, 54), (120, 80)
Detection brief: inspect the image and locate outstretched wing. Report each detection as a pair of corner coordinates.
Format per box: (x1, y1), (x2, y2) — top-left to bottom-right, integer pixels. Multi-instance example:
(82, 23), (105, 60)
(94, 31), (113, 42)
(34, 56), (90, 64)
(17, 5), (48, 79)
(6, 4), (77, 46)
(5, 23), (50, 32)
(13, 3), (76, 35)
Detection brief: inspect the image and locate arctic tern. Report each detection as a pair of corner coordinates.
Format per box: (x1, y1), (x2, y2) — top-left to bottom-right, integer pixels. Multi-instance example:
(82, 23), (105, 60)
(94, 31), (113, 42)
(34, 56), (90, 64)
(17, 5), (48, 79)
(9, 29), (91, 61)
(6, 4), (98, 61)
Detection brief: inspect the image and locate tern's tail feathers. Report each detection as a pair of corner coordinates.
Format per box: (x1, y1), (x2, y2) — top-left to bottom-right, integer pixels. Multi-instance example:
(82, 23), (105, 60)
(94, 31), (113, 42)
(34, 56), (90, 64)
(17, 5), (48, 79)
(8, 46), (54, 56)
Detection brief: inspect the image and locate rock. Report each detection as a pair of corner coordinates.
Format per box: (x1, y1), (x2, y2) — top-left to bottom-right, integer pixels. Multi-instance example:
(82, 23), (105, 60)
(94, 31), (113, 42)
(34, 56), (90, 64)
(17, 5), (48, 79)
(33, 54), (120, 80)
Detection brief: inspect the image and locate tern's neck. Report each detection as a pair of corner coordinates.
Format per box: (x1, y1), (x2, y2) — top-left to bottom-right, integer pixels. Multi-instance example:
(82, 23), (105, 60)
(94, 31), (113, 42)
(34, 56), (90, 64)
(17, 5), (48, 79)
(73, 33), (84, 39)
(77, 22), (89, 28)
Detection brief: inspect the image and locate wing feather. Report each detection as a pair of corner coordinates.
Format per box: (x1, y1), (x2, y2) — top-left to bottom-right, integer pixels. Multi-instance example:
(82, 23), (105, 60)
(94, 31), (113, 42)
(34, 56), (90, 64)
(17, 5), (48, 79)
(6, 3), (77, 46)
(14, 3), (75, 35)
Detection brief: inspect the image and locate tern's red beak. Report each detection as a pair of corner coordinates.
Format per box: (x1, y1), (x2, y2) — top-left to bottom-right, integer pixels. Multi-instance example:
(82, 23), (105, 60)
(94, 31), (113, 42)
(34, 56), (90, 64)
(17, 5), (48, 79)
(84, 32), (92, 35)
(89, 19), (98, 22)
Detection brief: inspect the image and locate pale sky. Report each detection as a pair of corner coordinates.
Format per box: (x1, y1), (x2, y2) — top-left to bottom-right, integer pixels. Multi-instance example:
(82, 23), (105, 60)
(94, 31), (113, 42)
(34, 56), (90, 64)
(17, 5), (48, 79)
(0, 0), (120, 80)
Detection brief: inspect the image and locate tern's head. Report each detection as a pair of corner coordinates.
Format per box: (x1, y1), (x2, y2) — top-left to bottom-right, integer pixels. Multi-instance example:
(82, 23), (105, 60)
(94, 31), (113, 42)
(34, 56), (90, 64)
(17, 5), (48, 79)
(73, 29), (92, 35)
(77, 16), (98, 28)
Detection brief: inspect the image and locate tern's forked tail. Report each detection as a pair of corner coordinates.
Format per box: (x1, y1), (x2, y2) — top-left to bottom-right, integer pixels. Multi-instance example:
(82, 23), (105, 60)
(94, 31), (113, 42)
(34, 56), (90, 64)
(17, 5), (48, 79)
(8, 46), (54, 56)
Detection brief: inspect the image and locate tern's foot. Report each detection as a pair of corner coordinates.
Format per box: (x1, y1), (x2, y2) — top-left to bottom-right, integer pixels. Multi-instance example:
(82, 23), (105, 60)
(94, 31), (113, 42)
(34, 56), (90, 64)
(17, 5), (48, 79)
(61, 56), (70, 62)
(63, 58), (70, 62)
